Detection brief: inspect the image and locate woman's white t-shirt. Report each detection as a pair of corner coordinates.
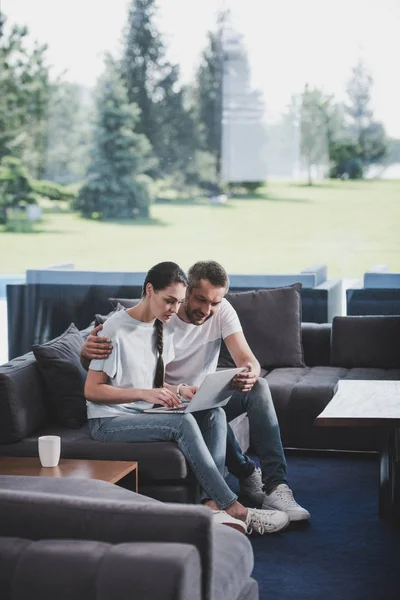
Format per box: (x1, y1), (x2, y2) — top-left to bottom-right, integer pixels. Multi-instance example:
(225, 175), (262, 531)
(86, 310), (175, 418)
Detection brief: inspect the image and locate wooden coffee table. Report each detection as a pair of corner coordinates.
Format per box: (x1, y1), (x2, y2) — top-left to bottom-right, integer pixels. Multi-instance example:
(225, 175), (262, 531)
(0, 457), (138, 492)
(315, 380), (400, 523)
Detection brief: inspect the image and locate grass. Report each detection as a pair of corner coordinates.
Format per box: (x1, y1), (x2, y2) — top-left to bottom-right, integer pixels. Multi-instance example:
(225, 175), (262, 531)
(0, 179), (399, 279)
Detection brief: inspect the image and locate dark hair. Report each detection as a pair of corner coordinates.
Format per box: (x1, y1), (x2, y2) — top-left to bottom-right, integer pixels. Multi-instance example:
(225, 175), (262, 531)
(187, 261), (229, 293)
(142, 262), (188, 388)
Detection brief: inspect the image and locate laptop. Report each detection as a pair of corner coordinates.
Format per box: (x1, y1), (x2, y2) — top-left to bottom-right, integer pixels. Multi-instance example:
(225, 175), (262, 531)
(143, 367), (247, 414)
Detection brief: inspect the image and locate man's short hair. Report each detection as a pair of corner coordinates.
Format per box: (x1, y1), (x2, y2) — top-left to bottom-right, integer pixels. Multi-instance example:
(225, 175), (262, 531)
(188, 261), (229, 291)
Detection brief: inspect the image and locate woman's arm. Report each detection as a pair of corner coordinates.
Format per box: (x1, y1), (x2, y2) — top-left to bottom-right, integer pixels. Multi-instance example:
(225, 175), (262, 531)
(85, 370), (182, 407)
(164, 382), (198, 401)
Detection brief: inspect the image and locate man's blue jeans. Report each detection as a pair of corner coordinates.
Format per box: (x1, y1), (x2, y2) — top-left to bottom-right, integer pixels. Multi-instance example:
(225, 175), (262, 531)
(224, 378), (288, 493)
(88, 407), (237, 509)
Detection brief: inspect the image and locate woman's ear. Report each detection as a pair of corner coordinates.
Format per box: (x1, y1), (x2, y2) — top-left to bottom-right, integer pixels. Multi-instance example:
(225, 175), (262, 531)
(145, 282), (154, 297)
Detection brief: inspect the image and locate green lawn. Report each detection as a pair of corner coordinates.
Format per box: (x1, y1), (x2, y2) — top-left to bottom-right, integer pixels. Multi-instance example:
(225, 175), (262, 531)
(1, 179), (399, 279)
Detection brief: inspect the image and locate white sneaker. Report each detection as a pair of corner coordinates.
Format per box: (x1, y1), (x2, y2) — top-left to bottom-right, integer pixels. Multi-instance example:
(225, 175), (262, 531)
(212, 510), (247, 534)
(245, 507), (290, 535)
(239, 467), (265, 505)
(262, 484), (310, 522)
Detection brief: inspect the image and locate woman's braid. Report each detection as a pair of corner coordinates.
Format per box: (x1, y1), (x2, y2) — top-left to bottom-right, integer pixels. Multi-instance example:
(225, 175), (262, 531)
(153, 319), (164, 388)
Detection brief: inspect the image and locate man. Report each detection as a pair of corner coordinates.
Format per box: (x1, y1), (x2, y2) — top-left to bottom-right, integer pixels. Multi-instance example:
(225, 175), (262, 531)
(82, 261), (310, 524)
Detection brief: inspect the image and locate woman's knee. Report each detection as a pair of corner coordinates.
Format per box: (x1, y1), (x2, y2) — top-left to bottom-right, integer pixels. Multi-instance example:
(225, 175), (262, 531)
(209, 407), (227, 429)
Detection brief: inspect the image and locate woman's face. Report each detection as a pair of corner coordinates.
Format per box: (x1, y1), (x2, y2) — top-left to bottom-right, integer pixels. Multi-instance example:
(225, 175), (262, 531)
(148, 282), (187, 323)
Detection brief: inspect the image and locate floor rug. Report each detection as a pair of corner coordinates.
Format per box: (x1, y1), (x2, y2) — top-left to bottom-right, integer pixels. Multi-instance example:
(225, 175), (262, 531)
(230, 453), (400, 600)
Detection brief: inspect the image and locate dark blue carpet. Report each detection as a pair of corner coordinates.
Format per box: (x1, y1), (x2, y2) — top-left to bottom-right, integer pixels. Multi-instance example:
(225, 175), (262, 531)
(229, 453), (400, 600)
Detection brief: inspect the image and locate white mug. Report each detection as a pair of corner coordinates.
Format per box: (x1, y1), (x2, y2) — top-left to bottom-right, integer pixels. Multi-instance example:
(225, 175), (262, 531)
(38, 435), (61, 467)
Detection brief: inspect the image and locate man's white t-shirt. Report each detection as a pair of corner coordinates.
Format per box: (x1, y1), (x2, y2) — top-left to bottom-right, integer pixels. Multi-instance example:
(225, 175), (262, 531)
(165, 298), (242, 387)
(87, 310), (175, 418)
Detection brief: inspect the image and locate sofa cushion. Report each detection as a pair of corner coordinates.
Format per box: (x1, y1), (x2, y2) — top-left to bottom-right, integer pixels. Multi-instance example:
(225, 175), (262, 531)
(331, 316), (400, 369)
(225, 285), (305, 369)
(0, 353), (47, 443)
(32, 324), (87, 428)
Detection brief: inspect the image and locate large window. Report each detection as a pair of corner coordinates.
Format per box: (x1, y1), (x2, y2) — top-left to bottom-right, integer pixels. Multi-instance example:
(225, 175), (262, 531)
(1, 0), (399, 279)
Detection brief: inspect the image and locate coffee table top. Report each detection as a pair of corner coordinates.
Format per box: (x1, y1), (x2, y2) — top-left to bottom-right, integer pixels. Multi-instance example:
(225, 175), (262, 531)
(0, 457), (137, 484)
(315, 380), (400, 427)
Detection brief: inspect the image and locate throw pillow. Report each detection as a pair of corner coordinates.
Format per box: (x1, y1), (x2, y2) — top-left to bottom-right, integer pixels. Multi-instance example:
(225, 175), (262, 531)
(33, 323), (87, 428)
(108, 297), (140, 310)
(225, 284), (305, 369)
(94, 302), (126, 326)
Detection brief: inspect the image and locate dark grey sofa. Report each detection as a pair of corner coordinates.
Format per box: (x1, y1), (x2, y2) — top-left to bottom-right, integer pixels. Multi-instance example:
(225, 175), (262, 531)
(0, 475), (257, 600)
(1, 314), (399, 506)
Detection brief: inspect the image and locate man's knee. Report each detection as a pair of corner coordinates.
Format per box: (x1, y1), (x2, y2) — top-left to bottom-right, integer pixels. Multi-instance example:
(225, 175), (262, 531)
(251, 377), (272, 399)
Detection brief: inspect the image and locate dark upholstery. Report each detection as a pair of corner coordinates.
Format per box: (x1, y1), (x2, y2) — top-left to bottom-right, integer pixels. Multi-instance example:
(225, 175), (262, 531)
(331, 316), (400, 369)
(0, 538), (202, 600)
(0, 476), (257, 600)
(32, 323), (87, 427)
(0, 352), (46, 443)
(226, 285), (305, 369)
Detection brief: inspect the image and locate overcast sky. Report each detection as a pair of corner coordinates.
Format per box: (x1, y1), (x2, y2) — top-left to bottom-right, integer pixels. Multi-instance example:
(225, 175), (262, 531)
(3, 0), (400, 136)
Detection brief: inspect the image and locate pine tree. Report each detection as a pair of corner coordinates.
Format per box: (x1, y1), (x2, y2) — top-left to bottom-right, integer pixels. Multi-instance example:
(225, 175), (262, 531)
(45, 82), (93, 183)
(345, 60), (388, 167)
(0, 15), (50, 178)
(121, 0), (162, 148)
(121, 0), (198, 178)
(193, 27), (223, 172)
(76, 57), (152, 219)
(300, 85), (329, 185)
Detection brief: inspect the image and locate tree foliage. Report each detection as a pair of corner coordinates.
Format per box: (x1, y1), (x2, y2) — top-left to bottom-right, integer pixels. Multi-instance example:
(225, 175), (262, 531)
(45, 82), (94, 183)
(345, 61), (388, 167)
(299, 85), (329, 184)
(76, 57), (152, 219)
(121, 0), (198, 178)
(0, 15), (50, 178)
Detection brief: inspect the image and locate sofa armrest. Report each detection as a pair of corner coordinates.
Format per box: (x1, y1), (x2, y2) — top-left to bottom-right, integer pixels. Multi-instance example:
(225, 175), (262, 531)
(301, 322), (331, 366)
(0, 537), (201, 600)
(0, 480), (213, 599)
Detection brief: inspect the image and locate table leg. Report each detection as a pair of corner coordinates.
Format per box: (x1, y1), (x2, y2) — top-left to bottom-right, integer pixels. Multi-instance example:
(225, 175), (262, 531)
(379, 427), (400, 524)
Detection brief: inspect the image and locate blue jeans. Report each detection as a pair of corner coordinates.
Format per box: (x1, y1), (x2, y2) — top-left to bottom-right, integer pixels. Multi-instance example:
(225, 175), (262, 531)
(224, 378), (288, 493)
(88, 408), (237, 510)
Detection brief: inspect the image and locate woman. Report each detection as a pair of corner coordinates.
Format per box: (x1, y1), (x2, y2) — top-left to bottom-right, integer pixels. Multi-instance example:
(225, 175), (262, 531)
(85, 262), (286, 535)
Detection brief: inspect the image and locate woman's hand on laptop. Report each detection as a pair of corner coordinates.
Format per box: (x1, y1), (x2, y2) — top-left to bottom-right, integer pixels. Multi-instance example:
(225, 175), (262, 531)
(142, 388), (181, 408)
(177, 384), (198, 401)
(232, 362), (257, 392)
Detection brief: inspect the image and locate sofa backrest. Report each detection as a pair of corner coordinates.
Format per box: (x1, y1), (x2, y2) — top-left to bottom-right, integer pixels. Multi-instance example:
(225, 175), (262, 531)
(0, 352), (47, 443)
(331, 316), (400, 369)
(301, 322), (332, 367)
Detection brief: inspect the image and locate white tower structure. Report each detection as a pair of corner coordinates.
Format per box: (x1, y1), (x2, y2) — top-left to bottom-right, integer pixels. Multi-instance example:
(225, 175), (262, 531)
(221, 24), (268, 182)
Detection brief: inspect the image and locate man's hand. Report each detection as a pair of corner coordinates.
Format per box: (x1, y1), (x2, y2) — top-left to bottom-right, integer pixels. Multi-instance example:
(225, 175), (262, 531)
(142, 388), (181, 408)
(82, 324), (113, 360)
(232, 362), (257, 392)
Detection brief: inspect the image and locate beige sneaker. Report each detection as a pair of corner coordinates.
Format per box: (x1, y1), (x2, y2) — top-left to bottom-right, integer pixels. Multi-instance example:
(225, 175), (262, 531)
(262, 484), (310, 522)
(245, 507), (290, 535)
(240, 467), (265, 505)
(212, 510), (247, 534)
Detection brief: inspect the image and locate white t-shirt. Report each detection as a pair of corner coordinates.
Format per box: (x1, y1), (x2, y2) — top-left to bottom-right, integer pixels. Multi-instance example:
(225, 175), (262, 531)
(165, 298), (242, 387)
(87, 309), (175, 418)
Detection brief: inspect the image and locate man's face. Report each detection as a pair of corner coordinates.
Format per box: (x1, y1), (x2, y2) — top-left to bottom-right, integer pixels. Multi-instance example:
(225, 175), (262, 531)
(185, 279), (227, 325)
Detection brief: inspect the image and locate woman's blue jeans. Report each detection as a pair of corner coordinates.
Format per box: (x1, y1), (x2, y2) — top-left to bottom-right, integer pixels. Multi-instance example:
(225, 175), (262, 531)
(224, 378), (288, 493)
(88, 407), (237, 510)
